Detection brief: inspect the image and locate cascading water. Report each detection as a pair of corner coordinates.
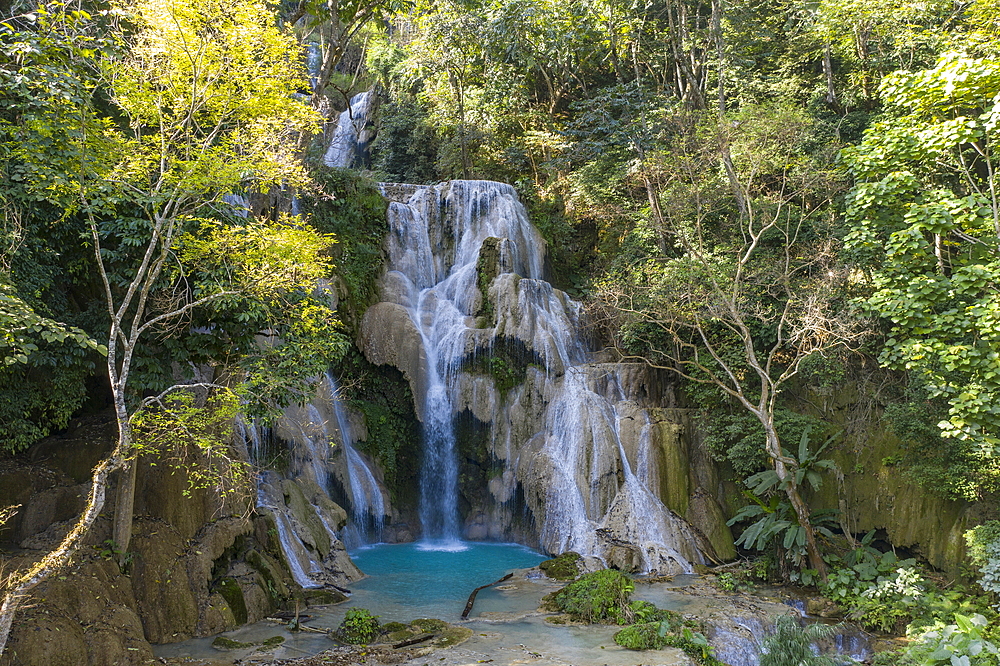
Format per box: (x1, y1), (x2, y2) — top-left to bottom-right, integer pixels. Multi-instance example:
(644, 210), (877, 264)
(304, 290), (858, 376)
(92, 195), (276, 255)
(372, 180), (704, 571)
(323, 373), (385, 543)
(323, 91), (374, 169)
(379, 181), (554, 547)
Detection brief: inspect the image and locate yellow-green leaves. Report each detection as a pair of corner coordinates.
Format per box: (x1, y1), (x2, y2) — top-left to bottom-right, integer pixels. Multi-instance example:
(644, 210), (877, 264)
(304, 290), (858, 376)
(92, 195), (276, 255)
(107, 0), (319, 200)
(130, 388), (252, 501)
(179, 216), (334, 301)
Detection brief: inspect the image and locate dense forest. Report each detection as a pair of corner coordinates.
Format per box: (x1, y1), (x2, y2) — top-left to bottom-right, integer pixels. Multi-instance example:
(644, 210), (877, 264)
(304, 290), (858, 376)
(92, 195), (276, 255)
(3, 0), (1000, 662)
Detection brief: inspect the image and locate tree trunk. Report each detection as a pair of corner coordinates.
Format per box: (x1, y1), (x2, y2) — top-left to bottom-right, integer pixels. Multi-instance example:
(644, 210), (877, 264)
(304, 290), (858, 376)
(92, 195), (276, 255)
(765, 429), (828, 581)
(823, 44), (837, 108)
(110, 381), (136, 562)
(112, 460), (137, 562)
(0, 455), (123, 656)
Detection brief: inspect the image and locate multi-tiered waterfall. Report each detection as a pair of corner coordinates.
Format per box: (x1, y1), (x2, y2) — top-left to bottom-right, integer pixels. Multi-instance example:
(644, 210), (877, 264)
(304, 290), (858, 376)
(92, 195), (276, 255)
(361, 180), (706, 573)
(254, 92), (716, 581)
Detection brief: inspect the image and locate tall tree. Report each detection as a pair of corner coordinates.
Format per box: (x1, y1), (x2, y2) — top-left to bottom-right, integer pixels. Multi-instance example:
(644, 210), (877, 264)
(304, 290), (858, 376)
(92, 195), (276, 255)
(596, 104), (852, 579)
(843, 52), (1000, 500)
(0, 0), (347, 654)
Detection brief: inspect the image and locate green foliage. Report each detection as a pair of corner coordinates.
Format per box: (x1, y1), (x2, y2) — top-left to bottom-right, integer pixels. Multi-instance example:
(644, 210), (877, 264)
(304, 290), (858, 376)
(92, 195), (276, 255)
(727, 427), (839, 577)
(299, 168), (389, 320)
(759, 616), (837, 666)
(882, 397), (998, 501)
(966, 522), (1000, 596)
(614, 619), (723, 666)
(550, 569), (635, 624)
(130, 389), (253, 501)
(336, 608), (381, 644)
(843, 53), (1000, 500)
(335, 350), (419, 495)
(716, 571), (755, 593)
(905, 614), (1000, 666)
(821, 531), (991, 633)
(538, 551), (582, 581)
(369, 97), (441, 184)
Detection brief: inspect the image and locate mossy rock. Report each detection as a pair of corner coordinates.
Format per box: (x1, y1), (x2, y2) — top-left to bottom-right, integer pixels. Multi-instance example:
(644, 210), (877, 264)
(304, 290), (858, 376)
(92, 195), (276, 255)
(381, 621), (409, 633)
(216, 577), (248, 625)
(539, 551), (582, 580)
(212, 636), (253, 650)
(432, 625), (473, 648)
(410, 618), (449, 633)
(261, 636), (285, 647)
(304, 588), (348, 605)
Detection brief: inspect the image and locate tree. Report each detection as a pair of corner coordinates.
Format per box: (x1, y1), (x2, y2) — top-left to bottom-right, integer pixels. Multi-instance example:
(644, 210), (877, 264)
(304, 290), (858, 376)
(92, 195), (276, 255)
(287, 0), (411, 106)
(0, 0), (347, 655)
(843, 52), (1000, 500)
(595, 104), (853, 579)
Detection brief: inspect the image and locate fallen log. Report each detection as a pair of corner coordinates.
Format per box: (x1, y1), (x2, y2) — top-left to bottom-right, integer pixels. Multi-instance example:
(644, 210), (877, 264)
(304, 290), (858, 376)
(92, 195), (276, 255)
(461, 572), (513, 619)
(393, 633), (436, 649)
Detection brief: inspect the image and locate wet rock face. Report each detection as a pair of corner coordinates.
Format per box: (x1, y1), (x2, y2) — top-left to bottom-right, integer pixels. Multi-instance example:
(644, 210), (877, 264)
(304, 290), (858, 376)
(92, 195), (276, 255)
(354, 180), (713, 572)
(0, 416), (312, 665)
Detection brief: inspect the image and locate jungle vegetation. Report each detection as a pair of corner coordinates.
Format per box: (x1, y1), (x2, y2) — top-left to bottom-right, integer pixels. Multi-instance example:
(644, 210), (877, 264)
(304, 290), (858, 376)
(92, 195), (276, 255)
(2, 0), (1000, 659)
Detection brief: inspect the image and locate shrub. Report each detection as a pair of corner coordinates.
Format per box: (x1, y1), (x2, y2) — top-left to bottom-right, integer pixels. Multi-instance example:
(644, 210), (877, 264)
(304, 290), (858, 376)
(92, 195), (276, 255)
(966, 521), (1000, 597)
(614, 621), (724, 666)
(760, 616), (837, 666)
(336, 608), (381, 644)
(551, 569), (634, 623)
(904, 613), (1000, 666)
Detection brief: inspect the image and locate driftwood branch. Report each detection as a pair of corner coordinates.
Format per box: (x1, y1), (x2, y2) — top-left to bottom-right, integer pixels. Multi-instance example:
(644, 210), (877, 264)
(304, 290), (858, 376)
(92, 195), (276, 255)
(393, 633), (436, 649)
(461, 572), (513, 619)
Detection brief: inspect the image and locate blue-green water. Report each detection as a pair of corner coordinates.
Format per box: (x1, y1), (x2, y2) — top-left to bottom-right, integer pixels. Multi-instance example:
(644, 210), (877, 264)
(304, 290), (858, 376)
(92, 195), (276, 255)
(345, 541), (546, 621)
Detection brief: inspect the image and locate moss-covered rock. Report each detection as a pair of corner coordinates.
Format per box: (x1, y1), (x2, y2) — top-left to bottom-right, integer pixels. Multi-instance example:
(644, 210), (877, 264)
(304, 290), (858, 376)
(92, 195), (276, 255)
(216, 577), (248, 625)
(539, 551), (582, 580)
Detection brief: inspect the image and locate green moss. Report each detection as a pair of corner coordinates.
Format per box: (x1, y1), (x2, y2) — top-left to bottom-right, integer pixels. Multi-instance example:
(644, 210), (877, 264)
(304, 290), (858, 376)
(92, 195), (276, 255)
(304, 588), (347, 605)
(212, 636), (253, 650)
(461, 337), (541, 397)
(334, 349), (420, 505)
(300, 168), (389, 324)
(410, 618), (449, 633)
(539, 552), (582, 580)
(246, 548), (288, 606)
(216, 577), (248, 625)
(550, 570), (635, 624)
(380, 621), (409, 634)
(261, 636), (285, 647)
(475, 237), (502, 323)
(433, 625), (472, 647)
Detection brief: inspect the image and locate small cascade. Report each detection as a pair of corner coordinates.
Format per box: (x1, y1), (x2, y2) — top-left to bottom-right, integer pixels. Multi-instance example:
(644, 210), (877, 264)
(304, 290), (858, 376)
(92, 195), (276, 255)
(323, 373), (386, 543)
(256, 472), (324, 589)
(323, 91), (375, 169)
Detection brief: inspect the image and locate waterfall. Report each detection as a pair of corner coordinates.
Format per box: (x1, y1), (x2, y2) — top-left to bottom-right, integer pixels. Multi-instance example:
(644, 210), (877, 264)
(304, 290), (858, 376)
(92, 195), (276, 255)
(323, 373), (385, 543)
(381, 181), (549, 546)
(375, 180), (704, 571)
(323, 91), (374, 169)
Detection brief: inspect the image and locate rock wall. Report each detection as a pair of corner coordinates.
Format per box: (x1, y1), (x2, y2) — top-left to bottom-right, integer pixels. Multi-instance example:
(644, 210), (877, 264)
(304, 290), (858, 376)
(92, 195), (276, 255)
(0, 411), (354, 666)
